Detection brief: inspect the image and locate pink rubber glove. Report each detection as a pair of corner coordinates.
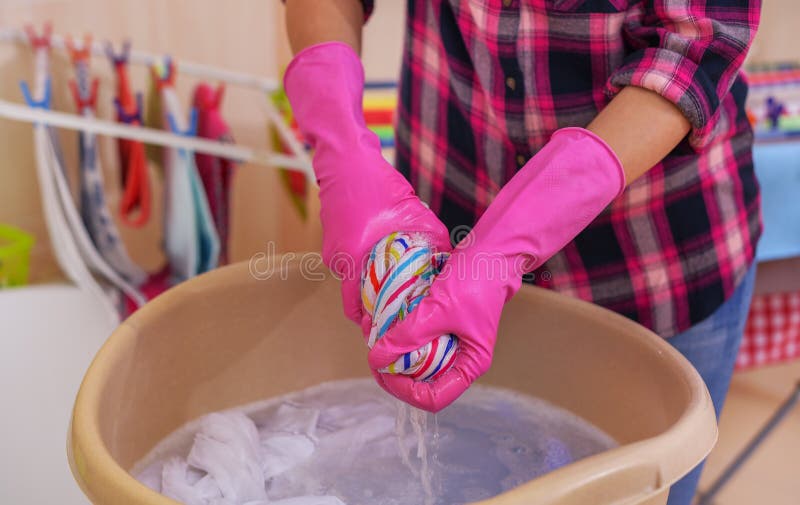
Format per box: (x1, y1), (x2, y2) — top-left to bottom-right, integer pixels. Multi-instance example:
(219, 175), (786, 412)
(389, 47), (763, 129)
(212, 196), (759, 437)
(284, 42), (450, 325)
(368, 128), (626, 412)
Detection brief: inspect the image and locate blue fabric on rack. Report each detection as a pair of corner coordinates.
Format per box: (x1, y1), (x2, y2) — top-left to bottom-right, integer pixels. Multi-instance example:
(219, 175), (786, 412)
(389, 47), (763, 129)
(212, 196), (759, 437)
(164, 109), (220, 281)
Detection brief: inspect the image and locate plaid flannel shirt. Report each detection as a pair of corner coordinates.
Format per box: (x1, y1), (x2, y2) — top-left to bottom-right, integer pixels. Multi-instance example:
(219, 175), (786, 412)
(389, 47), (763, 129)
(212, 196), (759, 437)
(359, 0), (761, 338)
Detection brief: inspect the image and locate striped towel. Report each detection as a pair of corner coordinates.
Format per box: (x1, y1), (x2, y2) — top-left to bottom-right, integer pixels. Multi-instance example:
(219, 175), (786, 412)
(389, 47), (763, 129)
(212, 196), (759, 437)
(362, 233), (458, 381)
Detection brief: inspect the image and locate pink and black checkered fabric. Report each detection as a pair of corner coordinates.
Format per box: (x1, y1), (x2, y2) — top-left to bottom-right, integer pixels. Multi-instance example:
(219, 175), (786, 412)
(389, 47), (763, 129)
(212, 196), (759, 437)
(737, 291), (800, 370)
(361, 0), (762, 337)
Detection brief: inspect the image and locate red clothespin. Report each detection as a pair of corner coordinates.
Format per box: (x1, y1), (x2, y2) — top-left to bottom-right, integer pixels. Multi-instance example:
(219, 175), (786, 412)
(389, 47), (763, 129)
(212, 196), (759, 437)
(65, 34), (93, 65)
(69, 78), (100, 111)
(24, 22), (52, 50)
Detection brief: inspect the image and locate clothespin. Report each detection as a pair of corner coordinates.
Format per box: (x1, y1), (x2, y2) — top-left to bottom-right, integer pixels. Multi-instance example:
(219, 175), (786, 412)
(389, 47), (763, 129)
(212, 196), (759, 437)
(114, 93), (144, 125)
(20, 78), (52, 110)
(195, 83), (225, 111)
(104, 39), (131, 67)
(167, 108), (199, 137)
(164, 56), (175, 82)
(65, 34), (93, 65)
(151, 56), (177, 89)
(24, 23), (52, 50)
(69, 78), (100, 111)
(213, 83), (225, 109)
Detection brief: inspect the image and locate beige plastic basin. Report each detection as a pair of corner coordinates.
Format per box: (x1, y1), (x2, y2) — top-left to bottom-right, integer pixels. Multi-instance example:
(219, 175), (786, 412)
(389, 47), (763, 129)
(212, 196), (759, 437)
(68, 258), (717, 505)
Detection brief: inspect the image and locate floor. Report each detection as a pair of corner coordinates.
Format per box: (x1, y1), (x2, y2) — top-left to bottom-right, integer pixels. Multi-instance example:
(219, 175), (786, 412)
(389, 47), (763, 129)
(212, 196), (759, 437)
(698, 360), (800, 504)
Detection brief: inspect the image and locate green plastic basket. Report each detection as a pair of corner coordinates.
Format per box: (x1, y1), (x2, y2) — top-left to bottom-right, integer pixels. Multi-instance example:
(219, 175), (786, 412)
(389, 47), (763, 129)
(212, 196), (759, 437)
(0, 225), (34, 288)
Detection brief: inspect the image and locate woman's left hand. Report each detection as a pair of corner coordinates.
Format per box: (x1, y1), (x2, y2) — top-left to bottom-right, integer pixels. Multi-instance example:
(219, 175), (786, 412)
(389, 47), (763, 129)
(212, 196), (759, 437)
(368, 127), (626, 412)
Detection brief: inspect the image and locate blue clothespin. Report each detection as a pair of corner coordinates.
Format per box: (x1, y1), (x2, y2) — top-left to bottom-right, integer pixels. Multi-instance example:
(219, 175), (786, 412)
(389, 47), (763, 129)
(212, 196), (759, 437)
(167, 108), (199, 137)
(20, 78), (52, 110)
(187, 107), (198, 136)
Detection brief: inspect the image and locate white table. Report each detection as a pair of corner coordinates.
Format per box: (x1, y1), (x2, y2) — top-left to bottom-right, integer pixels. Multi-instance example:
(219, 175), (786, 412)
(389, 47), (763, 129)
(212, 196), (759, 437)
(0, 285), (116, 505)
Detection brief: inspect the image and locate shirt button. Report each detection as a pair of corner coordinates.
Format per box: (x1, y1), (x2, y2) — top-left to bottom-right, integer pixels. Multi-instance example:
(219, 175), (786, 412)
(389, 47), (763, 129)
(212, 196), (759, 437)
(516, 154), (526, 167)
(503, 0), (513, 6)
(506, 76), (516, 90)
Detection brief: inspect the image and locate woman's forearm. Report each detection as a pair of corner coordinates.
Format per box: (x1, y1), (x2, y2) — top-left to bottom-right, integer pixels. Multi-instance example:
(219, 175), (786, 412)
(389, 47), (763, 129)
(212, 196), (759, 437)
(285, 0), (365, 54)
(587, 86), (691, 184)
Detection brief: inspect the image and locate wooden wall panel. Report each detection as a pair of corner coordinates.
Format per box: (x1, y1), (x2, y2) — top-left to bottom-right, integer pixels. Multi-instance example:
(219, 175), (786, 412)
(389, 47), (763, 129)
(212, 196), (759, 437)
(0, 0), (794, 284)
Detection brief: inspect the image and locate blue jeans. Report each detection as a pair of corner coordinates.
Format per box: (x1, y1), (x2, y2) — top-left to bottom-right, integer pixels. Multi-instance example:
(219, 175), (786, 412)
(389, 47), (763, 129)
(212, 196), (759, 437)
(666, 264), (757, 505)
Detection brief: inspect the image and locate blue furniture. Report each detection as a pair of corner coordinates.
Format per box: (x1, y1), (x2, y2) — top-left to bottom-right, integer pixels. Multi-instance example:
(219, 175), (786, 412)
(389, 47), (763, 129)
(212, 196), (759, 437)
(753, 140), (800, 262)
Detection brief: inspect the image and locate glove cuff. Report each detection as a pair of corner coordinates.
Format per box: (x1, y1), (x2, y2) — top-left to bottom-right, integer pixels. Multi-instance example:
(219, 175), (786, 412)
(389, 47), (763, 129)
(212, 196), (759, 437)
(460, 126), (627, 293)
(284, 42), (374, 156)
(284, 41), (365, 94)
(552, 127), (626, 197)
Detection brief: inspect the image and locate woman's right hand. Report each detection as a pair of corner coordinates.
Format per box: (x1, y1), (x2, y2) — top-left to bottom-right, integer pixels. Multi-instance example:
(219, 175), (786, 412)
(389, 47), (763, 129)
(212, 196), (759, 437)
(284, 42), (450, 326)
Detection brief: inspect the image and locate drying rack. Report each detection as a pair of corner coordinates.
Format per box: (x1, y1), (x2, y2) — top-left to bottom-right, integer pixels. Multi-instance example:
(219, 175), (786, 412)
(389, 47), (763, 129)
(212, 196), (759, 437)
(0, 26), (313, 180)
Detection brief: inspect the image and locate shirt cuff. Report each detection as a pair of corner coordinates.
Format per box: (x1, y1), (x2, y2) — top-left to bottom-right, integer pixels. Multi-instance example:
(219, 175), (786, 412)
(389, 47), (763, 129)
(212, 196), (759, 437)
(605, 47), (721, 151)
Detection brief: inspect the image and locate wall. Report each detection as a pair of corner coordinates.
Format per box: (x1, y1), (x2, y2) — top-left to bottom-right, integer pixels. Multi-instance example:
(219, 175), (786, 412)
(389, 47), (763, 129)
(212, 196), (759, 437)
(0, 0), (297, 283)
(748, 0), (799, 64)
(0, 0), (795, 284)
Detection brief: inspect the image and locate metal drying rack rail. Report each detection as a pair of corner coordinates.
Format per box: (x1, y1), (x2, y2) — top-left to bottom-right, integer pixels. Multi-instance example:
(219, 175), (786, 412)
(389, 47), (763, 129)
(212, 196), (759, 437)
(0, 26), (314, 181)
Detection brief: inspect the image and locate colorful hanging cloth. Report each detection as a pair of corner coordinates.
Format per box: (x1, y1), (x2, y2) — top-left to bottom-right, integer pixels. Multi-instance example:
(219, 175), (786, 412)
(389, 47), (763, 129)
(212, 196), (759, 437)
(270, 87), (308, 220)
(193, 82), (236, 264)
(115, 94), (151, 227)
(66, 34), (148, 286)
(153, 59), (220, 283)
(21, 25), (145, 320)
(272, 80), (398, 219)
(106, 40), (151, 227)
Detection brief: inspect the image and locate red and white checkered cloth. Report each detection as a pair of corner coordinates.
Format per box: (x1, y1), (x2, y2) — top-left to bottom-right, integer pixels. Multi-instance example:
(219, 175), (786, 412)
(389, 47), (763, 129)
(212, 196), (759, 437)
(737, 291), (800, 370)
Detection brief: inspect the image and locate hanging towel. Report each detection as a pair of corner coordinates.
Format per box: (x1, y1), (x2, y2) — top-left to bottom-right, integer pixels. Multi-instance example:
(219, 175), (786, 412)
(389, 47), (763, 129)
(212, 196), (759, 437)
(66, 35), (148, 286)
(114, 94), (152, 227)
(193, 83), (235, 264)
(361, 232), (458, 382)
(22, 25), (145, 322)
(107, 40), (151, 227)
(154, 60), (220, 282)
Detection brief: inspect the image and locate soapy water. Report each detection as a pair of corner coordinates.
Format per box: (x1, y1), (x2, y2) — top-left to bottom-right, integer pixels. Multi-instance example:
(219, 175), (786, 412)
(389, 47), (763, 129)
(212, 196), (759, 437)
(133, 379), (616, 505)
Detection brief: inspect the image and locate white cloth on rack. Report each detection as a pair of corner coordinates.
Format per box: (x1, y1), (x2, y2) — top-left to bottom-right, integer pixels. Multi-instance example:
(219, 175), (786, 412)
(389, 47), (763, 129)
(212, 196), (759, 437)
(45, 124), (146, 307)
(159, 71), (220, 282)
(72, 54), (147, 286)
(26, 40), (146, 320)
(31, 121), (121, 324)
